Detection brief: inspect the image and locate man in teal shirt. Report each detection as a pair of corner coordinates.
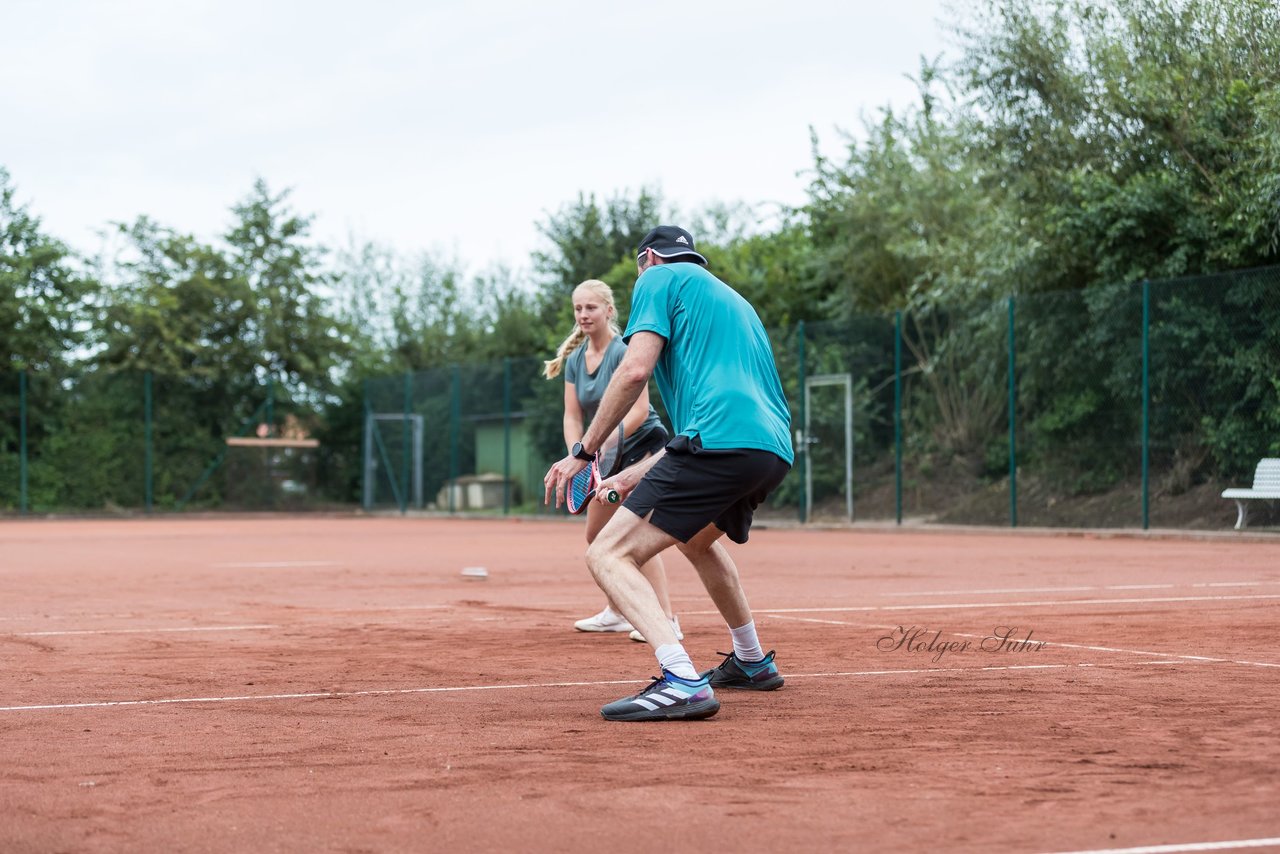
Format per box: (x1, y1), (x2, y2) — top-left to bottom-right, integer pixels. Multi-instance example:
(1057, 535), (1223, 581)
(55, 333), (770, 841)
(544, 225), (793, 722)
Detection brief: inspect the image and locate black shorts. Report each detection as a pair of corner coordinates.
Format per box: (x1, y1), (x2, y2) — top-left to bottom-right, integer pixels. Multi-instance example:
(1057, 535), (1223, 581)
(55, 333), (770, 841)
(620, 425), (669, 469)
(624, 434), (791, 545)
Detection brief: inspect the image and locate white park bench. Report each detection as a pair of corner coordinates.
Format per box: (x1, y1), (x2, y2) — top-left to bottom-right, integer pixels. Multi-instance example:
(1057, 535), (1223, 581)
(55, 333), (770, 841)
(1222, 458), (1280, 530)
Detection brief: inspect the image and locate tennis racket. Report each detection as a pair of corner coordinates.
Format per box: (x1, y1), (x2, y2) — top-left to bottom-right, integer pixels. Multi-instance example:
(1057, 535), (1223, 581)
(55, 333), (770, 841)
(566, 424), (626, 515)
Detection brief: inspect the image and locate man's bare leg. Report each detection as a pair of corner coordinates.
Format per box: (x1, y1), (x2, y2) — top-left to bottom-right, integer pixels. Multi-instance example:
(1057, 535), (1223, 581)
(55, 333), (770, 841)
(585, 506), (679, 649)
(586, 506), (721, 720)
(584, 500), (677, 624)
(675, 526), (752, 629)
(676, 524), (782, 689)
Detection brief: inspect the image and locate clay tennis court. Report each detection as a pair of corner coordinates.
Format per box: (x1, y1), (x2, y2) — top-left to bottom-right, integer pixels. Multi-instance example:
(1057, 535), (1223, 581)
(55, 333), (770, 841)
(2, 515), (1278, 853)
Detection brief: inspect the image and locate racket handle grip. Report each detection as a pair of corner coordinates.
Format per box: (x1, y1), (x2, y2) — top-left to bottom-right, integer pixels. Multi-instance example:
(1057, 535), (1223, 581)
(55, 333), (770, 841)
(605, 488), (621, 504)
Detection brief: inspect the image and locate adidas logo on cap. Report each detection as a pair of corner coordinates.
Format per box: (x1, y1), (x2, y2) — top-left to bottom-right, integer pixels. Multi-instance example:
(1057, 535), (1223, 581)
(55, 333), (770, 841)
(676, 235), (688, 245)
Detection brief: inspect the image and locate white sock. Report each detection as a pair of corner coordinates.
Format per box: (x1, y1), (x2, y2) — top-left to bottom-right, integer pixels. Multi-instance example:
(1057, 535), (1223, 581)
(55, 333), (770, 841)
(730, 621), (765, 663)
(654, 643), (699, 681)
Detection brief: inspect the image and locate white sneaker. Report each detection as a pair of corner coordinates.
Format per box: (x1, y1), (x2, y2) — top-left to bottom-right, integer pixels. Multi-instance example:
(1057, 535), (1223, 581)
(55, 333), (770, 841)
(629, 615), (683, 643)
(574, 608), (634, 633)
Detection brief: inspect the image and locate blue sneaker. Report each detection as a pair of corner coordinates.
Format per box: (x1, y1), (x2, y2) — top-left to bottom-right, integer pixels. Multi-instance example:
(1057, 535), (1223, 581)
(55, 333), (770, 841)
(701, 650), (784, 691)
(600, 671), (720, 722)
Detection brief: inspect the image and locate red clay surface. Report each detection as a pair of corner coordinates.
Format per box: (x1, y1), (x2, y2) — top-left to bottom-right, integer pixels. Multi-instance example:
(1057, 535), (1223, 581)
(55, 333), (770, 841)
(2, 516), (1279, 853)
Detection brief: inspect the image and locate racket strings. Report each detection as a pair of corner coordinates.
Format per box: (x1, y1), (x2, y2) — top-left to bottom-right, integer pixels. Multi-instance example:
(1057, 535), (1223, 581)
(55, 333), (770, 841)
(567, 466), (594, 514)
(568, 425), (626, 514)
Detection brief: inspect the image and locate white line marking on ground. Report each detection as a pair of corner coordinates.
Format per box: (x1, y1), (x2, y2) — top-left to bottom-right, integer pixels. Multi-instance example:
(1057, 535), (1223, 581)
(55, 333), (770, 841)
(889, 581), (1280, 597)
(0, 613), (142, 622)
(1039, 639), (1280, 669)
(766, 615), (855, 626)
(327, 605), (453, 612)
(889, 586), (1096, 597)
(0, 679), (644, 712)
(1041, 836), (1280, 853)
(0, 658), (1227, 713)
(747, 593), (1280, 612)
(12, 625), (277, 637)
(211, 561), (338, 568)
(1193, 581), (1280, 588)
(761, 614), (1280, 669)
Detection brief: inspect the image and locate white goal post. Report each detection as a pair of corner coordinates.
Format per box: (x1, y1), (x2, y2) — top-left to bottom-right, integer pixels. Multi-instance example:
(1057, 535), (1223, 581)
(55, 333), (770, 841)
(363, 413), (425, 510)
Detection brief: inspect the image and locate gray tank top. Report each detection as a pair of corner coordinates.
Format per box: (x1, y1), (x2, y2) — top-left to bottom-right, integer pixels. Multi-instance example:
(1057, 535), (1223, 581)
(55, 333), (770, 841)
(565, 336), (665, 454)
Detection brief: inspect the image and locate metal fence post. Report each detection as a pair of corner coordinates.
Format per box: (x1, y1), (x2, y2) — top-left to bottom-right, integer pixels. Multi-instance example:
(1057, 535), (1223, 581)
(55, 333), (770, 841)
(1142, 279), (1151, 530)
(796, 320), (807, 524)
(145, 371), (153, 514)
(449, 365), (461, 514)
(401, 372), (412, 515)
(1008, 297), (1017, 528)
(19, 370), (28, 515)
(362, 379), (372, 511)
(894, 311), (903, 526)
(503, 358), (511, 515)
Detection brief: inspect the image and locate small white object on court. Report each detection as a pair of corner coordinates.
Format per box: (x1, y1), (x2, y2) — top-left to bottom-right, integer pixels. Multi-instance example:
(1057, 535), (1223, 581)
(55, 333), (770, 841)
(460, 566), (489, 579)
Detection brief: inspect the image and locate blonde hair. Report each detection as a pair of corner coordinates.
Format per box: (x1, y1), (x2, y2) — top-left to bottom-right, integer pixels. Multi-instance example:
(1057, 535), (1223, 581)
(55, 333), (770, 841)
(543, 279), (621, 379)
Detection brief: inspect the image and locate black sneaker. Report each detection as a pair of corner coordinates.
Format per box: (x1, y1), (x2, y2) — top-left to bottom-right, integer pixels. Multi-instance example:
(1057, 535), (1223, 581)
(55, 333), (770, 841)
(600, 671), (720, 722)
(701, 650), (784, 691)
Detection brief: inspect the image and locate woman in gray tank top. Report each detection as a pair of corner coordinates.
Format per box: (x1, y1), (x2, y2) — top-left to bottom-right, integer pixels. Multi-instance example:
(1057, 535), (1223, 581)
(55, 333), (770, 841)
(544, 279), (681, 642)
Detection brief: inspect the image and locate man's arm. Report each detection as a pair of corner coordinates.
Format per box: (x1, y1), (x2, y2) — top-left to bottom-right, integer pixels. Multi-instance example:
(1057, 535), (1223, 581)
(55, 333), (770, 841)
(581, 331), (664, 453)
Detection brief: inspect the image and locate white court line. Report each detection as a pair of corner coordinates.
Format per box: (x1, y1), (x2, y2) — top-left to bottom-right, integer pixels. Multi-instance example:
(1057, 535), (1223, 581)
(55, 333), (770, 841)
(1194, 581), (1280, 588)
(0, 658), (1200, 713)
(1, 605), (456, 624)
(0, 613), (143, 623)
(890, 586), (1096, 597)
(326, 605), (453, 612)
(889, 581), (1280, 597)
(13, 625), (277, 637)
(1042, 837), (1280, 854)
(0, 678), (645, 712)
(762, 614), (1280, 670)
(785, 661), (1186, 680)
(1032, 638), (1280, 669)
(941, 631), (1280, 669)
(744, 593), (1280, 613)
(211, 561), (338, 568)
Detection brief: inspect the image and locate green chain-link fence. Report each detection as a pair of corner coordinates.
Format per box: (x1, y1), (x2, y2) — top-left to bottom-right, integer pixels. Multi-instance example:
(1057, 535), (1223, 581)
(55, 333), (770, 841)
(793, 267), (1280, 529)
(4, 267), (1278, 528)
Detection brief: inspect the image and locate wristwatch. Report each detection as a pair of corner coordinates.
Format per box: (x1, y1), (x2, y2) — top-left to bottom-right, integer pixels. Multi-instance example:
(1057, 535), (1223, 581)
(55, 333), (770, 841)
(571, 442), (594, 461)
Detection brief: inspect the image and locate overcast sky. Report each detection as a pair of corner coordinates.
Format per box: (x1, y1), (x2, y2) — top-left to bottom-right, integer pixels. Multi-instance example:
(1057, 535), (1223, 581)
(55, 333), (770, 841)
(2, 0), (953, 274)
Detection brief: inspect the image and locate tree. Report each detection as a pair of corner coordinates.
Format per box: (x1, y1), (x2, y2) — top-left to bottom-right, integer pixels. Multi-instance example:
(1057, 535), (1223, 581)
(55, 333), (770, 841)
(958, 0), (1280, 484)
(803, 67), (1013, 459)
(96, 217), (255, 379)
(328, 237), (409, 376)
(226, 179), (352, 389)
(692, 206), (819, 332)
(531, 188), (665, 333)
(1, 168), (95, 372)
(960, 0), (1280, 287)
(0, 168), (99, 510)
(78, 218), (261, 507)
